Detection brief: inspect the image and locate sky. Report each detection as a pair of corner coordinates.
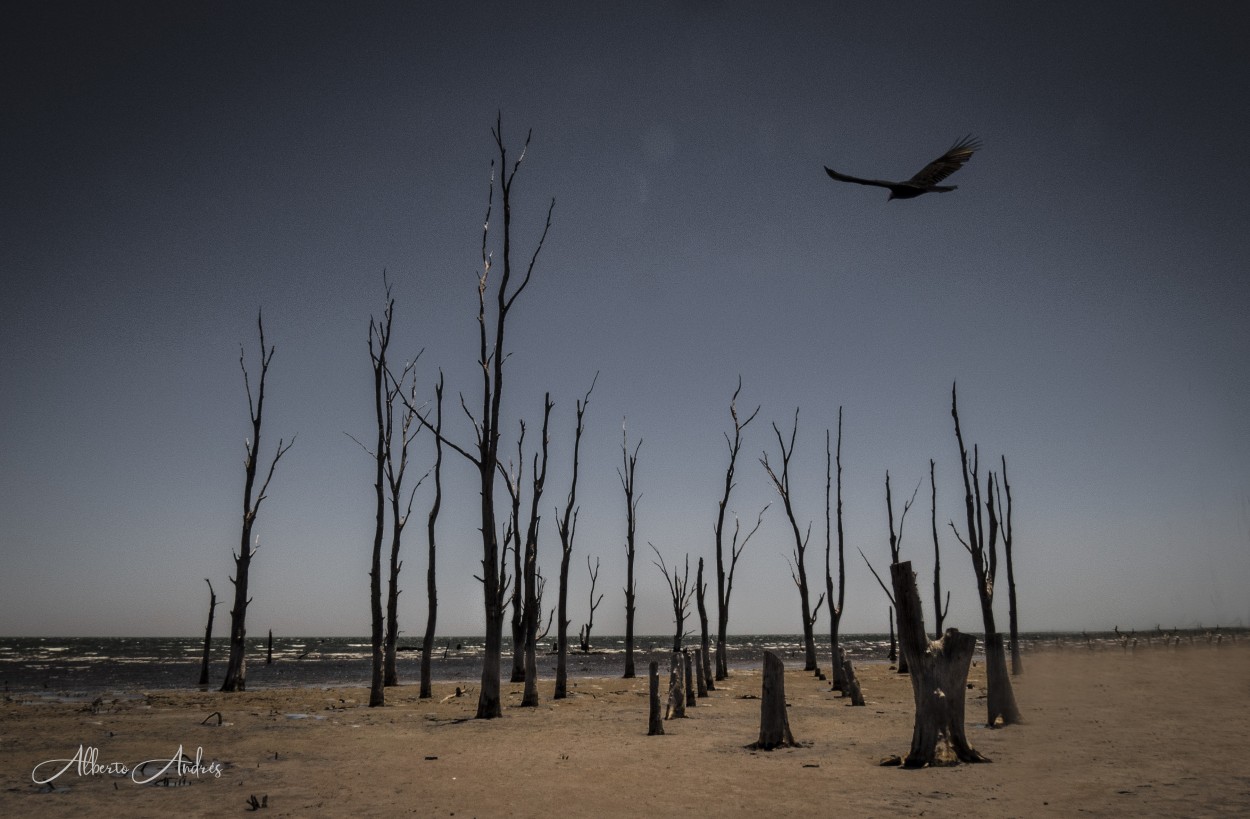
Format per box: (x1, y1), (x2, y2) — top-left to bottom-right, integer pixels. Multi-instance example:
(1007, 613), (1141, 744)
(2, 2), (1249, 639)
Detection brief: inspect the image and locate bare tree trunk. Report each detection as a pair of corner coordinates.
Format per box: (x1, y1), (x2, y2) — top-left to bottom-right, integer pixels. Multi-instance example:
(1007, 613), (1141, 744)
(761, 409), (824, 672)
(647, 660), (663, 735)
(836, 647), (864, 706)
(824, 414), (849, 692)
(419, 375), (444, 699)
(714, 378), (761, 681)
(931, 459), (950, 638)
(684, 649), (696, 707)
(266, 630), (273, 666)
(890, 560), (989, 767)
(619, 423), (641, 679)
(665, 652), (686, 719)
(555, 377), (595, 700)
(750, 651), (797, 750)
(884, 471), (921, 676)
(199, 579), (217, 686)
(507, 440), (525, 684)
(695, 557), (714, 691)
(1001, 456), (1023, 676)
(888, 607), (897, 664)
(222, 313), (294, 693)
(521, 397), (553, 708)
(951, 383), (1022, 727)
(693, 646), (708, 697)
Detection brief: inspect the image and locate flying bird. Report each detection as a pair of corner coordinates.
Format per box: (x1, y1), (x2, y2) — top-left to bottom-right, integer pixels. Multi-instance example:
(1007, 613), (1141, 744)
(824, 135), (982, 200)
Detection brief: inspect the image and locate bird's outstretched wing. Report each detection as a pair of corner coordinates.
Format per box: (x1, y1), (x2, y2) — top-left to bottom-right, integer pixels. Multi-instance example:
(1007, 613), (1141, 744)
(904, 135), (982, 187)
(824, 167), (897, 189)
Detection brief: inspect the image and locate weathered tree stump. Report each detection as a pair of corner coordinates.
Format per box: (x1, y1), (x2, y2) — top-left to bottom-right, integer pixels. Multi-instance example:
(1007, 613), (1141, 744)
(694, 649), (708, 697)
(837, 647), (865, 706)
(647, 660), (664, 735)
(749, 650), (797, 750)
(890, 561), (989, 767)
(684, 650), (696, 707)
(665, 652), (686, 719)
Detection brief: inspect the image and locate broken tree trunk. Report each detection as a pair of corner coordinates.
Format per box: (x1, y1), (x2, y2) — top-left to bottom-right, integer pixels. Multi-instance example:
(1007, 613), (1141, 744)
(694, 648), (708, 698)
(837, 647), (865, 706)
(665, 652), (686, 719)
(684, 650), (696, 707)
(751, 651), (797, 750)
(648, 660), (664, 735)
(198, 579), (217, 686)
(890, 560), (989, 767)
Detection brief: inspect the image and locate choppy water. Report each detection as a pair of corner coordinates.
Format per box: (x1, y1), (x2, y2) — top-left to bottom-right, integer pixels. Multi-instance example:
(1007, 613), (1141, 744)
(0, 629), (1235, 699)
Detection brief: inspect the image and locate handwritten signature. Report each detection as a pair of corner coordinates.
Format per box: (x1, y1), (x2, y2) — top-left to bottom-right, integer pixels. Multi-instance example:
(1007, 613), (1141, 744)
(32, 744), (224, 785)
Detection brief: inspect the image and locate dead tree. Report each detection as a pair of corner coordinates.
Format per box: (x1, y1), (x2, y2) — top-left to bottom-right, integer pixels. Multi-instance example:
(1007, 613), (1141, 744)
(415, 117), (554, 719)
(267, 630), (273, 665)
(884, 470), (921, 674)
(888, 607), (897, 663)
(653, 545), (694, 651)
(890, 560), (989, 767)
(750, 651), (797, 750)
(519, 396), (553, 707)
(619, 422), (642, 679)
(554, 376), (595, 699)
(355, 289), (422, 704)
(578, 555), (604, 653)
(695, 557), (714, 692)
(221, 312), (294, 693)
(382, 329), (422, 689)
(647, 660), (664, 735)
(930, 459), (951, 638)
(761, 409), (825, 672)
(504, 426), (526, 683)
(1000, 456), (1023, 675)
(419, 374), (444, 699)
(714, 378), (763, 680)
(198, 579), (218, 686)
(824, 415), (863, 703)
(950, 383), (1022, 726)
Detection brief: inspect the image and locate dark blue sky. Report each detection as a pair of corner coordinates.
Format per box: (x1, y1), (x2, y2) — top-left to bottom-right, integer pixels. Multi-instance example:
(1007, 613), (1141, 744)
(3, 2), (1248, 637)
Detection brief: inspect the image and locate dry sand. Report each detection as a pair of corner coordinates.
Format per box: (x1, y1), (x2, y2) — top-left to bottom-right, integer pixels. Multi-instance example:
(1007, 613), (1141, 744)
(3, 644), (1248, 817)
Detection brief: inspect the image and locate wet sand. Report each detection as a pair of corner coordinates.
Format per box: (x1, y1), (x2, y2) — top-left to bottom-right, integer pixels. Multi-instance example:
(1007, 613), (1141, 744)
(3, 643), (1247, 817)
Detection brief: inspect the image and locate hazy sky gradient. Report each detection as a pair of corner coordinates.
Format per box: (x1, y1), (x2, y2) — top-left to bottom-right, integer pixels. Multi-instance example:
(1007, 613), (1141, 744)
(3, 2), (1248, 638)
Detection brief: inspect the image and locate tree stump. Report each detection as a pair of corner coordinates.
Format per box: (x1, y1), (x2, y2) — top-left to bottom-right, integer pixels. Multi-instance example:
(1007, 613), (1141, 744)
(694, 649), (708, 697)
(890, 561), (989, 767)
(647, 661), (664, 735)
(837, 647), (865, 706)
(749, 650), (797, 750)
(665, 652), (686, 719)
(684, 650), (696, 707)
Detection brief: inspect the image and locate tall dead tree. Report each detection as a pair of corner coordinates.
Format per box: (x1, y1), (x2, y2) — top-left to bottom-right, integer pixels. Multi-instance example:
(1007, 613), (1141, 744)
(504, 426), (526, 683)
(714, 378), (762, 680)
(419, 374), (444, 699)
(1000, 456), (1023, 675)
(221, 313), (294, 693)
(418, 118), (554, 719)
(950, 383), (1022, 726)
(890, 560), (988, 767)
(761, 409), (824, 672)
(619, 422), (641, 679)
(554, 376), (595, 699)
(198, 579), (218, 686)
(382, 329), (422, 689)
(578, 556), (604, 653)
(824, 414), (863, 703)
(653, 545), (694, 651)
(695, 556), (714, 692)
(521, 396), (553, 707)
(930, 459), (951, 638)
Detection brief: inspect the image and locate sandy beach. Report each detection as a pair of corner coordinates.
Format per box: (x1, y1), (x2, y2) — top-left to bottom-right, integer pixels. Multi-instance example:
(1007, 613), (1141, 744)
(3, 643), (1247, 817)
